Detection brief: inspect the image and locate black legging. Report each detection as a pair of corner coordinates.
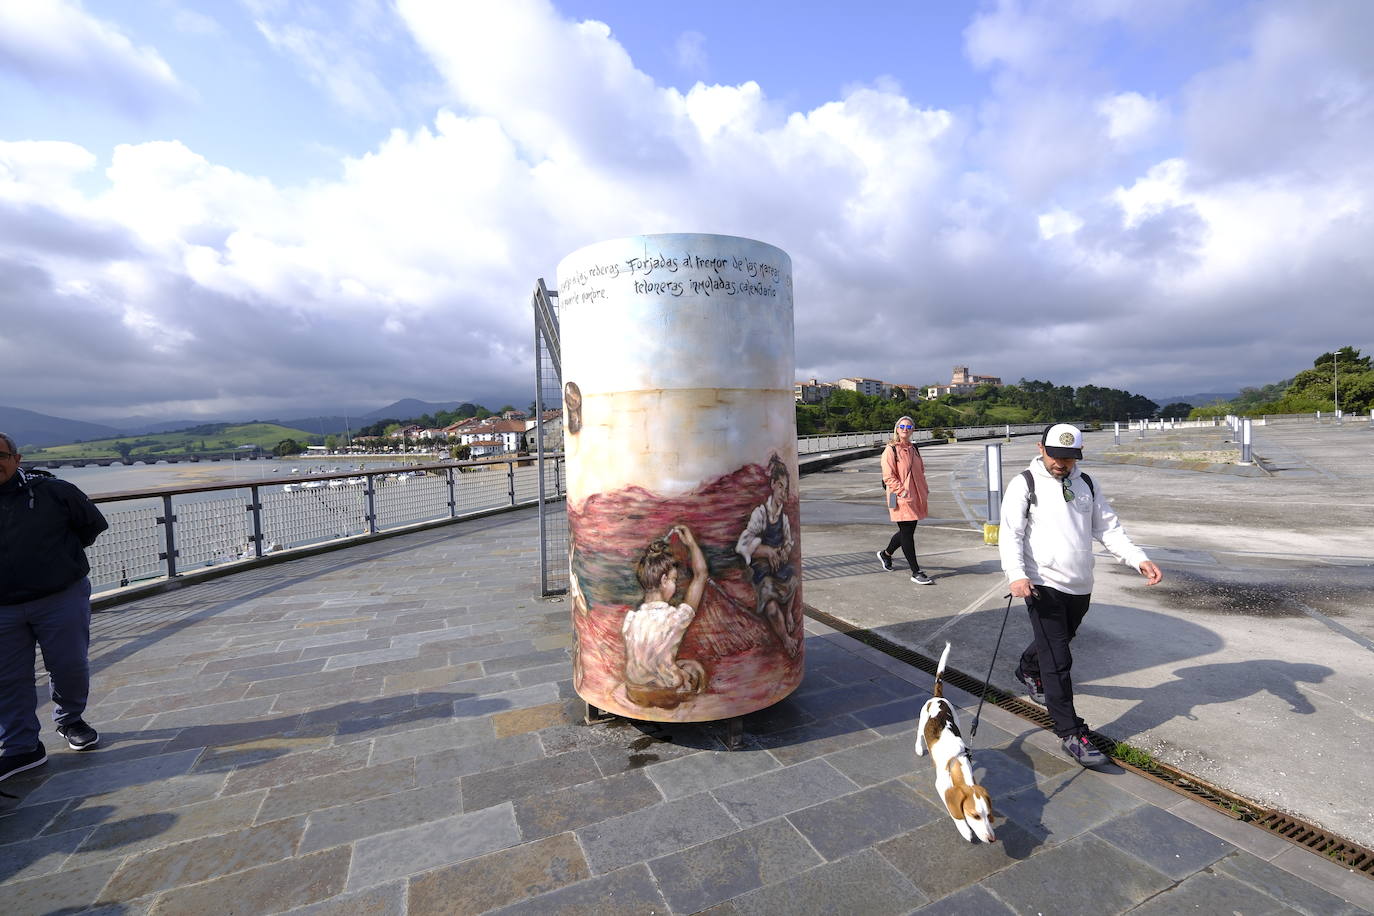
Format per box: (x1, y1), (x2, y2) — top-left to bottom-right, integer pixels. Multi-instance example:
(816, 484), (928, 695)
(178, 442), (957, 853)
(884, 521), (921, 574)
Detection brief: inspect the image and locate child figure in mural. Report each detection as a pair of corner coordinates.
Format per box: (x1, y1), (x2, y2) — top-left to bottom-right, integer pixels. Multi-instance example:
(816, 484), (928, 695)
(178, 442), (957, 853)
(621, 525), (709, 709)
(735, 455), (800, 657)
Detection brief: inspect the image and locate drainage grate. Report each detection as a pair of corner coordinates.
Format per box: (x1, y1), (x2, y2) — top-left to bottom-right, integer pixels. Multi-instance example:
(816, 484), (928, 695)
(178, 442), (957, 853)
(802, 604), (1374, 880)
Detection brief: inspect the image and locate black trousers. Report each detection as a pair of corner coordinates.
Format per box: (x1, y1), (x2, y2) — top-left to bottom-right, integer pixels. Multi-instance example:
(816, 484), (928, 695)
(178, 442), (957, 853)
(1017, 585), (1092, 738)
(884, 521), (920, 574)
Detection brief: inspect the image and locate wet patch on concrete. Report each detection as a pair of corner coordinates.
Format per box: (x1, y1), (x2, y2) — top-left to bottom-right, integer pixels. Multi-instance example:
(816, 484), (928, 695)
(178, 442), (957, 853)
(1137, 566), (1365, 619)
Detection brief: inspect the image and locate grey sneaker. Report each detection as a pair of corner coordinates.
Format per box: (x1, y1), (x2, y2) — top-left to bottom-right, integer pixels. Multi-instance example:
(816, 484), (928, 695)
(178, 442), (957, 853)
(56, 720), (99, 751)
(1062, 734), (1107, 767)
(911, 571), (934, 585)
(1015, 669), (1046, 706)
(876, 550), (895, 572)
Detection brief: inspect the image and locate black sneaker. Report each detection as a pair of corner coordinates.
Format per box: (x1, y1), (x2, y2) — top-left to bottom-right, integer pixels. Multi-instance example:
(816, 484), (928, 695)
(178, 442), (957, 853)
(0, 745), (47, 781)
(1015, 669), (1046, 706)
(1062, 734), (1107, 767)
(876, 550), (894, 571)
(911, 571), (934, 585)
(56, 720), (99, 751)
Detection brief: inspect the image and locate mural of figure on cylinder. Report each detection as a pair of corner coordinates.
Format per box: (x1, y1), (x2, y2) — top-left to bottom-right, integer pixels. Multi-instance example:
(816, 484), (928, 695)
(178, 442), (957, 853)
(560, 232), (802, 722)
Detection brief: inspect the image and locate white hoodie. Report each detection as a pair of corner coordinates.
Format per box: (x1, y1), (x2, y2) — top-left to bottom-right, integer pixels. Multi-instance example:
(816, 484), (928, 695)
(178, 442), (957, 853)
(999, 459), (1149, 596)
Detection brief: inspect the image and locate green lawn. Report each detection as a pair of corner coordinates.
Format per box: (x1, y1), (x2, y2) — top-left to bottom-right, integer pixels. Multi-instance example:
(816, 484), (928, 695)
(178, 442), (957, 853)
(27, 423), (318, 459)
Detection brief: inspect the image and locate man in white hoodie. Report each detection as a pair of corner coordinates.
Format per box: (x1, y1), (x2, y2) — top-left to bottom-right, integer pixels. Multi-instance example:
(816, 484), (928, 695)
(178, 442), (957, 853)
(999, 423), (1163, 766)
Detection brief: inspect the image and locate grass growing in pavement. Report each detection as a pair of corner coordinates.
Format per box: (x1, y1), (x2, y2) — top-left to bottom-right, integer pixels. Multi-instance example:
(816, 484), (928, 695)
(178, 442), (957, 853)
(1112, 741), (1157, 769)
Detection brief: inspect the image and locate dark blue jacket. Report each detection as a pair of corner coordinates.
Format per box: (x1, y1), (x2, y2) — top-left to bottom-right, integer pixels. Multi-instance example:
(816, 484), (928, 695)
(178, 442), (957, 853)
(1, 468), (108, 604)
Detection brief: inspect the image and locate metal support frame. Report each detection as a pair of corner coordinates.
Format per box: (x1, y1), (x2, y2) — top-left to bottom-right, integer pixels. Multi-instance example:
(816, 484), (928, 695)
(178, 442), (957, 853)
(446, 467), (457, 517)
(247, 485), (264, 558)
(533, 277), (568, 596)
(158, 494), (179, 579)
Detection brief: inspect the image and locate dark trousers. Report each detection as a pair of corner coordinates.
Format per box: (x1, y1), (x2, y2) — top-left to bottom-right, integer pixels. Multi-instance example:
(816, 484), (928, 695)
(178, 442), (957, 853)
(1017, 585), (1092, 738)
(0, 578), (92, 756)
(884, 521), (920, 574)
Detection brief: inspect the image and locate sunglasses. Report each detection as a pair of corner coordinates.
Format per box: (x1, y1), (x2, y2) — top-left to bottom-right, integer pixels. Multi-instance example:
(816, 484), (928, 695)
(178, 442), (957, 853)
(897, 424), (914, 430)
(0, 451), (16, 460)
(1061, 479), (1075, 501)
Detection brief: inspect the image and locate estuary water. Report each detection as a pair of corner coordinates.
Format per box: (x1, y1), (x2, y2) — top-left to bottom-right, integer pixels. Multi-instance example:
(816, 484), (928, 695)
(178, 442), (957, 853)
(43, 458), (427, 497)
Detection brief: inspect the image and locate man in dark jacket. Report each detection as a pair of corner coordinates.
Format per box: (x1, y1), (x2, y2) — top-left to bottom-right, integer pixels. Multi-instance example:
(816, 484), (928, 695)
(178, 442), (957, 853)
(1, 433), (108, 782)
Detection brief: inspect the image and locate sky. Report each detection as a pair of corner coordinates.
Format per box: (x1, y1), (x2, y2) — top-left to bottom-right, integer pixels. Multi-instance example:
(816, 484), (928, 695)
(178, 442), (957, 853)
(1, 0), (1371, 422)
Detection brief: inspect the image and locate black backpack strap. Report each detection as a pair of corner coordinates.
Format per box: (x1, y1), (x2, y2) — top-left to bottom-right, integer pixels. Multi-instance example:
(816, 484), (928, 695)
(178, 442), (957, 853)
(1020, 469), (1036, 519)
(1080, 472), (1094, 498)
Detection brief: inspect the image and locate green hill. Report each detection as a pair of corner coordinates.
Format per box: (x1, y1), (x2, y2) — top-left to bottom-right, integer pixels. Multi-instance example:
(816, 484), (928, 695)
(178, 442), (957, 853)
(24, 423), (319, 459)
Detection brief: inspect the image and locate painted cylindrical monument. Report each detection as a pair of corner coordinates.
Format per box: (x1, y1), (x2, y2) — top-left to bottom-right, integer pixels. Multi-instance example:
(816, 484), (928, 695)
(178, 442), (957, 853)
(559, 233), (802, 722)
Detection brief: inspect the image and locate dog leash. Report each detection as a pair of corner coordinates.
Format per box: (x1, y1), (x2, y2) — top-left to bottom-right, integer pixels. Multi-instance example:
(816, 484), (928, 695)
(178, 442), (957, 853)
(970, 593), (1015, 744)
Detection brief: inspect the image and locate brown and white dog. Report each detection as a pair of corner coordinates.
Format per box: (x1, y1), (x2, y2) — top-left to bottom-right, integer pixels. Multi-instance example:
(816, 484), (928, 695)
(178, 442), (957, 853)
(915, 642), (997, 843)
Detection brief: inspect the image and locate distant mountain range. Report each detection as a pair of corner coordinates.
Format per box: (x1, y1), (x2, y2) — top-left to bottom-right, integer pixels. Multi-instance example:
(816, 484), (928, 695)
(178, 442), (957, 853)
(2, 399), (480, 449)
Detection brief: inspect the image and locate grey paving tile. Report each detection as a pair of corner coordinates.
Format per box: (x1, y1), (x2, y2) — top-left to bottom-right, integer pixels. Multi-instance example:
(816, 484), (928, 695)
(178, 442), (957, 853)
(118, 683), (251, 718)
(257, 759), (415, 821)
(408, 831), (590, 916)
(222, 658), (332, 685)
(332, 698), (460, 742)
(1092, 804), (1235, 879)
(160, 714), (313, 754)
(190, 733), (334, 774)
(756, 713), (879, 765)
(722, 848), (926, 916)
(513, 768), (662, 840)
(484, 863), (668, 916)
(850, 695), (928, 736)
(461, 750), (601, 812)
(300, 782), (463, 852)
(877, 816), (1041, 901)
(0, 826), (92, 883)
(452, 682), (561, 719)
(582, 724), (718, 778)
(575, 791), (739, 875)
(823, 729), (920, 787)
(648, 817), (823, 914)
(274, 881), (405, 916)
(788, 780), (942, 860)
(413, 733), (543, 786)
(644, 748), (782, 800)
(346, 803), (521, 892)
(481, 647), (570, 674)
(241, 667), (360, 698)
(147, 845), (350, 915)
(1216, 849), (1368, 916)
(1128, 869), (1291, 915)
(299, 692), (417, 727)
(488, 698), (584, 740)
(367, 716), (496, 764)
(0, 799), (70, 843)
(298, 636), (393, 660)
(0, 856), (121, 916)
(911, 883), (1017, 915)
(221, 741), (372, 795)
(146, 695), (279, 728)
(710, 757), (858, 827)
(788, 678), (907, 720)
(991, 765), (1144, 844)
(72, 789), (267, 862)
(20, 748), (204, 805)
(513, 660), (574, 687)
(982, 832), (1172, 914)
(1166, 799), (1293, 860)
(44, 770), (229, 834)
(97, 816), (305, 902)
(268, 677), (386, 714)
(198, 648), (303, 675)
(381, 662), (485, 693)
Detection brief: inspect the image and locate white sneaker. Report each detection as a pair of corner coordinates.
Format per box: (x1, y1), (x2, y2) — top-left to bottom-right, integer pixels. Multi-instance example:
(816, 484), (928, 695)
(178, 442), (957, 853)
(911, 571), (934, 585)
(876, 550), (894, 571)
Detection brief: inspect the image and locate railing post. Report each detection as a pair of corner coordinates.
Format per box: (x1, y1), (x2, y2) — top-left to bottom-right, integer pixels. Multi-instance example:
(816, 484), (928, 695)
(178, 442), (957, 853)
(1239, 417), (1253, 465)
(365, 475), (378, 534)
(1114, 421), (1120, 446)
(158, 494), (178, 579)
(508, 461), (516, 505)
(984, 443), (1002, 545)
(446, 467), (456, 518)
(555, 456), (563, 495)
(248, 485), (264, 558)
(1137, 419), (1145, 440)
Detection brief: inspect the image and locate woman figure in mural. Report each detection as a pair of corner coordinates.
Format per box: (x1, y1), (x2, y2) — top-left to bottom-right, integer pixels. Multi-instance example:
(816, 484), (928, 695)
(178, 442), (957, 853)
(877, 416), (934, 585)
(735, 455), (800, 657)
(621, 525), (709, 709)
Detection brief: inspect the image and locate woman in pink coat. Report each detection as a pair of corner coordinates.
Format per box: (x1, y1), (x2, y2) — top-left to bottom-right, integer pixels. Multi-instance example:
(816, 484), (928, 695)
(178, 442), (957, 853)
(877, 416), (934, 584)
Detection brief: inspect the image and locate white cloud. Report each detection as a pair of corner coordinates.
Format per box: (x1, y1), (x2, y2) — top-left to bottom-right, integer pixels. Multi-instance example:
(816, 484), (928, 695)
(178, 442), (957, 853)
(675, 30), (708, 76)
(254, 18), (397, 119)
(1, 0), (1371, 420)
(1098, 91), (1163, 144)
(0, 0), (188, 115)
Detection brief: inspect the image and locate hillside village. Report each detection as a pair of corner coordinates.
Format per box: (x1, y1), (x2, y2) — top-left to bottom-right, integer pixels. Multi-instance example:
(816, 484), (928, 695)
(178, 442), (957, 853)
(796, 366), (1002, 403)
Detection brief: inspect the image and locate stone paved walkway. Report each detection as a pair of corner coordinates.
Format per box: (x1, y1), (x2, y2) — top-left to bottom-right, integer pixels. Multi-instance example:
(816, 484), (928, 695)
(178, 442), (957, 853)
(2, 509), (1372, 914)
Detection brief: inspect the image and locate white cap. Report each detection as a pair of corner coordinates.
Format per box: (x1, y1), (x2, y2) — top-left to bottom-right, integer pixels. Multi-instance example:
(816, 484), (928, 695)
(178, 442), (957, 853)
(1041, 423), (1083, 458)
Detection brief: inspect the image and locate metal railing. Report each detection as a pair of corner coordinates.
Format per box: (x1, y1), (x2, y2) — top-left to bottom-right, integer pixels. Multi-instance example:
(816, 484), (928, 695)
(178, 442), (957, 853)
(797, 423), (1045, 454)
(86, 457), (565, 599)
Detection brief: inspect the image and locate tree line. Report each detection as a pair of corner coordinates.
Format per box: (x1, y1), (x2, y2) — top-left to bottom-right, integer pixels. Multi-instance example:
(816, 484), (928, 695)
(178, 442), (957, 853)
(1190, 346), (1372, 417)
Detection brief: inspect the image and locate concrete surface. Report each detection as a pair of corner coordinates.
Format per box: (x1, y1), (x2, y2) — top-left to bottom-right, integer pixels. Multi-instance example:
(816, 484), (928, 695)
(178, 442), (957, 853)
(800, 422), (1374, 849)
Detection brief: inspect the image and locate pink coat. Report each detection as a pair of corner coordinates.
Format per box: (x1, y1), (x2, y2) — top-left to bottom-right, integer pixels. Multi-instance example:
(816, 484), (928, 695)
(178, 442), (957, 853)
(882, 442), (930, 522)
